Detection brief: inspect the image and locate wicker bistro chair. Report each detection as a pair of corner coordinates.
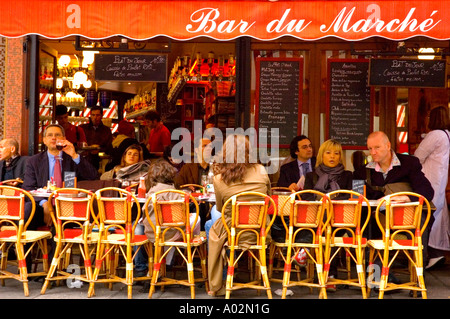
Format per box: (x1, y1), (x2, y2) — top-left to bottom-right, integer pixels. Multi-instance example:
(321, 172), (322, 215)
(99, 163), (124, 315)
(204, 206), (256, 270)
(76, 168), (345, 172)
(273, 190), (331, 299)
(324, 190), (372, 299)
(40, 188), (98, 295)
(0, 185), (52, 296)
(87, 187), (153, 299)
(267, 188), (294, 281)
(221, 191), (277, 299)
(367, 192), (431, 299)
(145, 189), (208, 299)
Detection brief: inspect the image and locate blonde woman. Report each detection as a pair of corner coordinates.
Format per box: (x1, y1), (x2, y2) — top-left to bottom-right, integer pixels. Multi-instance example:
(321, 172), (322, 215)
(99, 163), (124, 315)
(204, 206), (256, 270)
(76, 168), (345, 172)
(304, 139), (352, 195)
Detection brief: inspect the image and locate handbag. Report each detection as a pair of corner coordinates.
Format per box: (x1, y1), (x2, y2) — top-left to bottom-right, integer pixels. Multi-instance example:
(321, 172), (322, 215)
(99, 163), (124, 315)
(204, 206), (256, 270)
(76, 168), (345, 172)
(365, 168), (412, 195)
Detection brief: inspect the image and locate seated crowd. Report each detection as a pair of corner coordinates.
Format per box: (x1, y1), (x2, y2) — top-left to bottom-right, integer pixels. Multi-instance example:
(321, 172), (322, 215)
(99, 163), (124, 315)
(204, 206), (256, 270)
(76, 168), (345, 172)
(0, 103), (448, 297)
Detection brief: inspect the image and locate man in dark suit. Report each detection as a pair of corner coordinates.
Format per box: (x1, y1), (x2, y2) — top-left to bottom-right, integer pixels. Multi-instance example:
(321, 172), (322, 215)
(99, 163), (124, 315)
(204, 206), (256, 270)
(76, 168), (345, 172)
(353, 131), (434, 202)
(0, 138), (28, 186)
(23, 124), (98, 229)
(277, 135), (316, 191)
(353, 131), (434, 265)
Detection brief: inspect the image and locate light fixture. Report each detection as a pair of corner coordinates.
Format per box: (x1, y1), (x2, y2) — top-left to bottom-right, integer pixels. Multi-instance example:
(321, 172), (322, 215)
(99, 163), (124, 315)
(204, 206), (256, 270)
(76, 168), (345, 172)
(58, 55), (71, 68)
(73, 71), (88, 86)
(82, 50), (99, 68)
(56, 78), (64, 89)
(418, 48), (435, 60)
(83, 79), (92, 89)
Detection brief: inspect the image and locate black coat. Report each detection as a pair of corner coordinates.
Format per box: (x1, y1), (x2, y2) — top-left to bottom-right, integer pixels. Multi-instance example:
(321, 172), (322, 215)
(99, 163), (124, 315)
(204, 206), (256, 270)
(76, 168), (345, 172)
(353, 153), (434, 202)
(23, 151), (98, 202)
(0, 155), (29, 184)
(277, 157), (317, 188)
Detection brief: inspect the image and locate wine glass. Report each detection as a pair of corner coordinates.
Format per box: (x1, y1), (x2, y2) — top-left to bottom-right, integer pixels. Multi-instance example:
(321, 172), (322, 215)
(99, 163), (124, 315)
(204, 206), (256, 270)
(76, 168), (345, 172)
(56, 139), (65, 151)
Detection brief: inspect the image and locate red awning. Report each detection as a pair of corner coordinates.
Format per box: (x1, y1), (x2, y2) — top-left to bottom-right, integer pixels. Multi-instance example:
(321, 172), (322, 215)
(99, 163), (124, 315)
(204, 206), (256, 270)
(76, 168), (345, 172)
(1, 0), (449, 41)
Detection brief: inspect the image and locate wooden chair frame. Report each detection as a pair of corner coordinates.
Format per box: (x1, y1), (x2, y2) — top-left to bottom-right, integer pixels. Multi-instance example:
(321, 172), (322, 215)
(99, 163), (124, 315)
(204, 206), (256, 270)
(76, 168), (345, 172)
(367, 192), (431, 299)
(145, 189), (208, 299)
(274, 190), (331, 299)
(324, 190), (371, 299)
(267, 191), (297, 283)
(221, 191), (277, 299)
(88, 187), (153, 299)
(40, 188), (98, 295)
(0, 185), (52, 296)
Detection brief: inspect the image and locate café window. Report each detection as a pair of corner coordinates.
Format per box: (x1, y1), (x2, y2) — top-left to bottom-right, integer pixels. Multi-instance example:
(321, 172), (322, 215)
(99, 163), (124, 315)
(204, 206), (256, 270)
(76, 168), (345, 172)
(396, 88), (409, 154)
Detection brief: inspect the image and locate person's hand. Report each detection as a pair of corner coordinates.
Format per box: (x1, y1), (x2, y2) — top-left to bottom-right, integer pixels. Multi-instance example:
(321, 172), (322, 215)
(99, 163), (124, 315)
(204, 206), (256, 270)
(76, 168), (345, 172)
(60, 139), (78, 159)
(288, 183), (299, 192)
(389, 195), (411, 203)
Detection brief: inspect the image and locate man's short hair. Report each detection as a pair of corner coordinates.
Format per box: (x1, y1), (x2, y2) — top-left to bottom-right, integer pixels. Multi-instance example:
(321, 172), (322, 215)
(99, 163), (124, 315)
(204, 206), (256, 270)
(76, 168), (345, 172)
(144, 110), (161, 122)
(43, 124), (65, 137)
(90, 105), (103, 115)
(289, 135), (310, 159)
(2, 138), (19, 155)
(55, 104), (68, 116)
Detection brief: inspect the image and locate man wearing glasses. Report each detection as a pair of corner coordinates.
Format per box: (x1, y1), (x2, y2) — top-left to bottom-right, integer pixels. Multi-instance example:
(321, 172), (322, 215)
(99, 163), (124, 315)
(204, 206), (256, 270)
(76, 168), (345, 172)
(277, 135), (316, 192)
(23, 124), (98, 229)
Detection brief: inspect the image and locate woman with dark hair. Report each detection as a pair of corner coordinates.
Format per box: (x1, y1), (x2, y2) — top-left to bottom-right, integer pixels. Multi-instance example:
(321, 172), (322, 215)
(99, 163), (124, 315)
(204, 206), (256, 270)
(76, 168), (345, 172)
(207, 134), (271, 296)
(414, 105), (450, 269)
(138, 158), (201, 281)
(100, 144), (144, 181)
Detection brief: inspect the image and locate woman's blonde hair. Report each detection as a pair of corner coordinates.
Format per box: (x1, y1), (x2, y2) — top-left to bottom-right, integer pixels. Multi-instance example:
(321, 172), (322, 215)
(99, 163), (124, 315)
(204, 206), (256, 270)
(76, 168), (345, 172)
(315, 139), (343, 167)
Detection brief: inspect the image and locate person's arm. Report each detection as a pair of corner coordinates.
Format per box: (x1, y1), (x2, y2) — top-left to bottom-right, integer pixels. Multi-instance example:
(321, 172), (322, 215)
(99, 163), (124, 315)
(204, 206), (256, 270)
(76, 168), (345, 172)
(407, 156), (434, 202)
(413, 131), (436, 164)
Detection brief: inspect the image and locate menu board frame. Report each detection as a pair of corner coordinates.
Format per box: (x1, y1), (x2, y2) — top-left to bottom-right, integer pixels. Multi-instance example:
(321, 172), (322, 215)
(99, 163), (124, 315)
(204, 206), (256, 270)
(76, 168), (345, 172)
(326, 58), (374, 150)
(255, 57), (303, 148)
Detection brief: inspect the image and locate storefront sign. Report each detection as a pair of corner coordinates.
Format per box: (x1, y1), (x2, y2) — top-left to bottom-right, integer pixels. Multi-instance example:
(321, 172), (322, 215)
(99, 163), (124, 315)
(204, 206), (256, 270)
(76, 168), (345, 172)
(369, 58), (446, 88)
(1, 1), (449, 40)
(94, 54), (167, 82)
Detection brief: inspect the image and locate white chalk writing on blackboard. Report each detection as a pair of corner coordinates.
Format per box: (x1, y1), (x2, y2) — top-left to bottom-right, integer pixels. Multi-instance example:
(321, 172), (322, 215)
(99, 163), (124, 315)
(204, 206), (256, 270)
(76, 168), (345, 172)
(327, 59), (371, 147)
(257, 58), (303, 146)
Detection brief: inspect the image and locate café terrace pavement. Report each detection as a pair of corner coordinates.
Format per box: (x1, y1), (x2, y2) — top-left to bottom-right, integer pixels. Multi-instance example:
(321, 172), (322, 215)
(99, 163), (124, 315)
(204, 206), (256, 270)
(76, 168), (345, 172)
(0, 253), (448, 301)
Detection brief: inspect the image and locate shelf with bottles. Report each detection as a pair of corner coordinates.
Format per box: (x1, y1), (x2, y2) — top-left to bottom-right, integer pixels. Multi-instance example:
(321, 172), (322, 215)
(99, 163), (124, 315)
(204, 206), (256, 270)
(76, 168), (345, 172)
(167, 52), (236, 103)
(124, 90), (156, 114)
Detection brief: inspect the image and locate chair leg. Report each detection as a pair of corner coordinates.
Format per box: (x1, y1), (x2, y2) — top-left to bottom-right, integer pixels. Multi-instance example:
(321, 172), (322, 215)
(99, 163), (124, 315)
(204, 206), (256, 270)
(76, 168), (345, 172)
(41, 242), (64, 295)
(259, 248), (272, 299)
(16, 244), (29, 297)
(316, 247), (327, 299)
(199, 244), (209, 293)
(225, 249), (235, 299)
(149, 244), (162, 299)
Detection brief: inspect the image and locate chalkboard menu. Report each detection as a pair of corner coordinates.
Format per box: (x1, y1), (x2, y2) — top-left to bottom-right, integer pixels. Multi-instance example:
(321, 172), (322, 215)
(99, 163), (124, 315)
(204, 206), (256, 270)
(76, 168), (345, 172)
(369, 58), (446, 88)
(255, 57), (303, 147)
(327, 59), (372, 149)
(94, 54), (168, 82)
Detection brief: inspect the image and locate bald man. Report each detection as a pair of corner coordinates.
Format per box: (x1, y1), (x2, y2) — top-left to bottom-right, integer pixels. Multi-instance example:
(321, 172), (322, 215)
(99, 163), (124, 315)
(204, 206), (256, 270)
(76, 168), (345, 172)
(0, 138), (29, 186)
(353, 131), (434, 202)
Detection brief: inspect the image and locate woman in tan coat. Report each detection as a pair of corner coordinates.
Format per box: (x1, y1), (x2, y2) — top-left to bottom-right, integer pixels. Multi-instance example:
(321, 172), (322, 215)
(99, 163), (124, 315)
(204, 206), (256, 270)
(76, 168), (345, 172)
(207, 134), (271, 296)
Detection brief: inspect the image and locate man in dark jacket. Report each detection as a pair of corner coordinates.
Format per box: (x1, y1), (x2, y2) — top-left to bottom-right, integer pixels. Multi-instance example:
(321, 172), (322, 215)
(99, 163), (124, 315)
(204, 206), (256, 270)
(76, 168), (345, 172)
(23, 124), (98, 229)
(353, 131), (434, 261)
(0, 138), (28, 186)
(277, 135), (316, 191)
(353, 131), (434, 202)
